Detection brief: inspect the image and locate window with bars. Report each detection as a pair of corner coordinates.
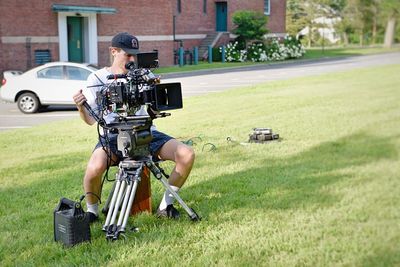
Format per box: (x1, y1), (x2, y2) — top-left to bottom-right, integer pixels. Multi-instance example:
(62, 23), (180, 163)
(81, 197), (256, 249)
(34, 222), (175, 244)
(177, 0), (181, 13)
(264, 0), (270, 15)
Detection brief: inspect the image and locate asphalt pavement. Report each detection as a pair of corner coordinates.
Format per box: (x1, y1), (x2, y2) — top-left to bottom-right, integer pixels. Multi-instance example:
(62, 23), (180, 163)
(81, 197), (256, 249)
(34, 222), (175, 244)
(1, 52), (399, 131)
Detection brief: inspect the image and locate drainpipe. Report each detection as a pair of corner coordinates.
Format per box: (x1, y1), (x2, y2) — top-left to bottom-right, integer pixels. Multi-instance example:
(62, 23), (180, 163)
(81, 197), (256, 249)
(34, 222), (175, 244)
(173, 15), (176, 41)
(26, 37), (32, 69)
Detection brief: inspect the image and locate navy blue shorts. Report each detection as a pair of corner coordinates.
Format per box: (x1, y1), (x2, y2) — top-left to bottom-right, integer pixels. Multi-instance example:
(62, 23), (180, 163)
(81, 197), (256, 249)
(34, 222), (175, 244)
(94, 129), (173, 162)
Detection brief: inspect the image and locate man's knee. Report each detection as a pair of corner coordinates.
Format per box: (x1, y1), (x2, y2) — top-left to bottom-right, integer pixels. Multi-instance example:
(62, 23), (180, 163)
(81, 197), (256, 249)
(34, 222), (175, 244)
(85, 159), (107, 179)
(177, 145), (195, 166)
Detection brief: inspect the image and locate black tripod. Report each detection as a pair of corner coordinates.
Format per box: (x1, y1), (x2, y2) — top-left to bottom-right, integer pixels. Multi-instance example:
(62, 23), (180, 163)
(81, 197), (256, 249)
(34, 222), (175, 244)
(98, 115), (200, 241)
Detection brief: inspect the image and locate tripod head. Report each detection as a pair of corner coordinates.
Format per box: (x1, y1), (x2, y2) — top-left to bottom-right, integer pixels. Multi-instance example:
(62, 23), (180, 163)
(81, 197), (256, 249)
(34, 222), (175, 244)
(113, 116), (153, 160)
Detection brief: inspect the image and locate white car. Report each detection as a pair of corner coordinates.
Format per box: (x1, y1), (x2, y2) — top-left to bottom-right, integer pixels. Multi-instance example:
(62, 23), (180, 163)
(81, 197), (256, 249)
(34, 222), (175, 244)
(0, 62), (98, 113)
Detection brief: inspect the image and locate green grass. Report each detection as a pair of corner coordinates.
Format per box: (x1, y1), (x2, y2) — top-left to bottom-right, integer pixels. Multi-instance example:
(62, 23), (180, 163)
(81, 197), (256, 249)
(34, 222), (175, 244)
(1, 64), (400, 266)
(302, 46), (400, 59)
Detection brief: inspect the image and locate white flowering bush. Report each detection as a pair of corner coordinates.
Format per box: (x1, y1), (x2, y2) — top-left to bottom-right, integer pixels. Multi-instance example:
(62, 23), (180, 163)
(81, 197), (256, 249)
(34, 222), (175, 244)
(282, 35), (306, 59)
(222, 42), (247, 62)
(223, 42), (239, 62)
(222, 35), (305, 62)
(266, 39), (287, 61)
(247, 43), (268, 62)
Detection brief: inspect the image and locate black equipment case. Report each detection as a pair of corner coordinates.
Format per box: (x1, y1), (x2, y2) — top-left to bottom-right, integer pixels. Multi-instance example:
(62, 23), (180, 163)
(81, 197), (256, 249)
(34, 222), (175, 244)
(54, 198), (91, 247)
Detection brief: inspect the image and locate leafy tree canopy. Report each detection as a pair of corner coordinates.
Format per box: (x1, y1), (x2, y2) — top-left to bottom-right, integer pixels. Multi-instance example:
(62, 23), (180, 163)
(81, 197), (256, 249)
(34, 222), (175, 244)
(232, 10), (269, 44)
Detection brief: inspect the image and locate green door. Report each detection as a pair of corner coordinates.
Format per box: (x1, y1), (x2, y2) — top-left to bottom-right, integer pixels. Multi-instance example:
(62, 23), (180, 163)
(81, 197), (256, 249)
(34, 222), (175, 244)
(216, 2), (227, 32)
(67, 17), (83, 62)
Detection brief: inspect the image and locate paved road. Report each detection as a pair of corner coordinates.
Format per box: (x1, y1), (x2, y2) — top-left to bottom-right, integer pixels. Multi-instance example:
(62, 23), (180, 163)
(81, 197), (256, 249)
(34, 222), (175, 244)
(163, 52), (400, 96)
(1, 52), (399, 131)
(0, 104), (77, 131)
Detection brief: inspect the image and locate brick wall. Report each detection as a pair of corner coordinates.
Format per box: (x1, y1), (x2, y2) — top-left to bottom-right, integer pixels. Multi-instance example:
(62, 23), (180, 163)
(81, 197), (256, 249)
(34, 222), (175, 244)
(174, 0), (285, 34)
(170, 0), (286, 56)
(0, 0), (286, 77)
(268, 0), (287, 33)
(96, 0), (175, 68)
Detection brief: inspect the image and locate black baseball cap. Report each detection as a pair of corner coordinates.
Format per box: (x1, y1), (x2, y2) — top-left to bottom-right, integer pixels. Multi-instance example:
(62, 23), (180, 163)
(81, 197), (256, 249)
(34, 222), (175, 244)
(111, 32), (140, 55)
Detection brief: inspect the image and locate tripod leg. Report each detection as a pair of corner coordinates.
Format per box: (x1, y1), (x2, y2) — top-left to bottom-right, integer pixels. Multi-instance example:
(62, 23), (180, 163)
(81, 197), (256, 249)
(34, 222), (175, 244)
(111, 162), (143, 240)
(121, 173), (141, 232)
(102, 181), (116, 215)
(146, 161), (200, 221)
(103, 179), (121, 231)
(116, 180), (133, 228)
(159, 177), (200, 221)
(105, 180), (126, 238)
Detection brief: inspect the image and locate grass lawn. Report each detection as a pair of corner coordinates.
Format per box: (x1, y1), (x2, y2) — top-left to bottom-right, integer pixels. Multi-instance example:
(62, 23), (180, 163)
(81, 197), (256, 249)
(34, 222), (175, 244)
(303, 46), (400, 59)
(0, 63), (399, 266)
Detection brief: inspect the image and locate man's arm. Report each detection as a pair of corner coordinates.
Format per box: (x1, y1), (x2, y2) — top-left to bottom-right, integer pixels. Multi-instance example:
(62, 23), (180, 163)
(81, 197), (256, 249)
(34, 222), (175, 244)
(73, 89), (96, 125)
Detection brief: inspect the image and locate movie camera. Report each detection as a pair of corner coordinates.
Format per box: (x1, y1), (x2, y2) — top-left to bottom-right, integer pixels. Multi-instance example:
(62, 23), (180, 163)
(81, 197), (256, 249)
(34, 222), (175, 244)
(98, 51), (182, 121)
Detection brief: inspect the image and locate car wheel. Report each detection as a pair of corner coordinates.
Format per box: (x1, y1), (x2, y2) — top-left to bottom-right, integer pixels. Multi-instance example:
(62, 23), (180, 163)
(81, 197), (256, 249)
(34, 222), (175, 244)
(17, 93), (40, 114)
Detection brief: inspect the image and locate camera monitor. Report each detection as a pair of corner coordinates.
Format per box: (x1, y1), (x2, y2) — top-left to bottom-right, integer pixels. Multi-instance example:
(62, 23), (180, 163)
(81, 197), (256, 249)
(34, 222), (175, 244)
(136, 51), (159, 69)
(154, 83), (183, 111)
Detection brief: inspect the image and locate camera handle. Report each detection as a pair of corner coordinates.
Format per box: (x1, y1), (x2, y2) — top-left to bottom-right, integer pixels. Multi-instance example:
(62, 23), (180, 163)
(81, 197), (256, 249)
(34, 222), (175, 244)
(83, 102), (106, 126)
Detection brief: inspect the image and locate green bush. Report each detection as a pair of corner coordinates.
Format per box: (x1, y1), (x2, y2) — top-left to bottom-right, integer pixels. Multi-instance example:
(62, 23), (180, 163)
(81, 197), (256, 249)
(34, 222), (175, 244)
(212, 47), (222, 62)
(232, 10), (268, 47)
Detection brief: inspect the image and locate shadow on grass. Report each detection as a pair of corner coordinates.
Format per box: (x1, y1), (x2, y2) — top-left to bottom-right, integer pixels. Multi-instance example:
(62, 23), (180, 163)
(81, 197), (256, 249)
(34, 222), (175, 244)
(361, 248), (400, 267)
(189, 132), (398, 217)
(0, 132), (397, 264)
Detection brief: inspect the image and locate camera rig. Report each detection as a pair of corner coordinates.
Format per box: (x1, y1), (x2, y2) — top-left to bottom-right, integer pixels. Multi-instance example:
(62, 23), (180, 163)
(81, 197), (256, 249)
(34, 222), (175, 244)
(84, 51), (200, 241)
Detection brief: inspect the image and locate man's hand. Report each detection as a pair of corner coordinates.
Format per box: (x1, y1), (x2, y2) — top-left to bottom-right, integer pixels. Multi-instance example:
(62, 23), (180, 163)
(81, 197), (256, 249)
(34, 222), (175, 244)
(73, 89), (96, 125)
(73, 89), (87, 110)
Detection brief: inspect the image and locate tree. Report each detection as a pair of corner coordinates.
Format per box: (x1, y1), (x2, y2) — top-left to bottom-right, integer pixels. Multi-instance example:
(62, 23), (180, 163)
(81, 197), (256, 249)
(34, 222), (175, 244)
(336, 0), (375, 46)
(232, 11), (268, 48)
(286, 0), (341, 47)
(286, 0), (399, 46)
(381, 0), (400, 47)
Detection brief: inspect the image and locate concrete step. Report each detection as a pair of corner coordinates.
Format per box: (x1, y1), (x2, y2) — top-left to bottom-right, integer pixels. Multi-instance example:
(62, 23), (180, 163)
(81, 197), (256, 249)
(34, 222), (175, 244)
(197, 32), (221, 59)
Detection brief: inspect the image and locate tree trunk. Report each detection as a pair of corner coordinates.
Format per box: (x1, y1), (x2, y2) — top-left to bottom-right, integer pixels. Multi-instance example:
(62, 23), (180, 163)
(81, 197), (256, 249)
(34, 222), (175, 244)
(384, 17), (396, 48)
(342, 32), (349, 46)
(372, 16), (377, 45)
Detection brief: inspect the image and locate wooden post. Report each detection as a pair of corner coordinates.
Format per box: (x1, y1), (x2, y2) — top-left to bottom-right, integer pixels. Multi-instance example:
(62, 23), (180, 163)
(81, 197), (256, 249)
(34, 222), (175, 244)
(179, 47), (184, 67)
(193, 47), (198, 65)
(130, 166), (152, 215)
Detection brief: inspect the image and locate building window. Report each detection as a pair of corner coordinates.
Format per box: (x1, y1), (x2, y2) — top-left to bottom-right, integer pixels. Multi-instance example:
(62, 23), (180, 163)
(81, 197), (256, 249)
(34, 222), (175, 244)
(264, 0), (270, 15)
(203, 0), (207, 13)
(177, 0), (181, 13)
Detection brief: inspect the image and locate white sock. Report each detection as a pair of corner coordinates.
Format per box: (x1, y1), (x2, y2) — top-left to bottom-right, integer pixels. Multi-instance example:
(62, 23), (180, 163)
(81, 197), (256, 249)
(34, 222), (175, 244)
(159, 185), (180, 210)
(87, 202), (99, 216)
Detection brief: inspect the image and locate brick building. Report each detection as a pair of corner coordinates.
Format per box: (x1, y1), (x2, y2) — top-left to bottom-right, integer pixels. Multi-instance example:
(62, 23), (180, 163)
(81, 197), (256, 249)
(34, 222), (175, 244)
(0, 0), (286, 76)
